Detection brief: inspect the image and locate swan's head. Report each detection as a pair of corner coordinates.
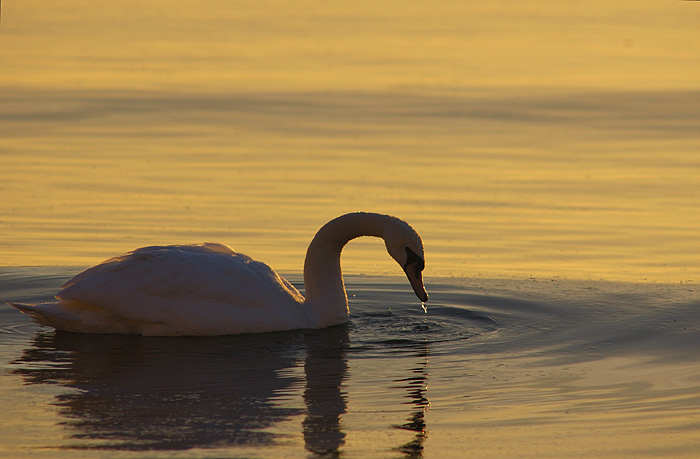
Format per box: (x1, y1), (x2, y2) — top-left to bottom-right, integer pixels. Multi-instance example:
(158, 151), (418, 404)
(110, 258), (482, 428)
(384, 221), (429, 303)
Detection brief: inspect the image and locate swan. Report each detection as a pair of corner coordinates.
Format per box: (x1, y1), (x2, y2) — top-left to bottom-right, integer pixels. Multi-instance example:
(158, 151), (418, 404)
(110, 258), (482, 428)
(9, 212), (428, 336)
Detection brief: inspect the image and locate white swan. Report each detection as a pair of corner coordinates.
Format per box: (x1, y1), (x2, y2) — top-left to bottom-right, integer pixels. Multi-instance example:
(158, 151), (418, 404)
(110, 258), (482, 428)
(10, 212), (428, 336)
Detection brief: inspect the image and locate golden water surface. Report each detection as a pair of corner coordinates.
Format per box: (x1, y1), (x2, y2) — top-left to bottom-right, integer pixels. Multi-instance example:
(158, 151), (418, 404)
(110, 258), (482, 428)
(2, 0), (700, 281)
(2, 2), (700, 457)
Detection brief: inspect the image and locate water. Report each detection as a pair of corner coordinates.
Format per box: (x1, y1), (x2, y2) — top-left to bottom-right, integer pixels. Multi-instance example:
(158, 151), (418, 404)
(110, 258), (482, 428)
(2, 0), (700, 456)
(2, 0), (700, 281)
(2, 268), (699, 458)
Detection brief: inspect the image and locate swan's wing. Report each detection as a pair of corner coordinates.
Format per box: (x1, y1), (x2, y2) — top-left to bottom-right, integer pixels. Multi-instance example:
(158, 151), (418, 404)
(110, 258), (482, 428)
(56, 244), (305, 331)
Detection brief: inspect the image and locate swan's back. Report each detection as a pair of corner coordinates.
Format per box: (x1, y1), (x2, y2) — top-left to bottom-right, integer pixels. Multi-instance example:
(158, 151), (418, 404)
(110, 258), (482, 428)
(34, 244), (307, 335)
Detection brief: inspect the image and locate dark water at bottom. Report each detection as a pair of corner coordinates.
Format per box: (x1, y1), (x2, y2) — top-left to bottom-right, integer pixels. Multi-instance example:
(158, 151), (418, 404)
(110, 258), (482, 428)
(1, 267), (699, 458)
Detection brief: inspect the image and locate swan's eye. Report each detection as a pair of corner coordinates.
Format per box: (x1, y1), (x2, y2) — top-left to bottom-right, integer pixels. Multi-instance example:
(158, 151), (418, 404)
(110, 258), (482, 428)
(404, 247), (424, 271)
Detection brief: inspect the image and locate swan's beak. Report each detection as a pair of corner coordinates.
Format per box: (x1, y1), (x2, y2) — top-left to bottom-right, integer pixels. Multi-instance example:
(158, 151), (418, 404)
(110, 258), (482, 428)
(404, 262), (429, 303)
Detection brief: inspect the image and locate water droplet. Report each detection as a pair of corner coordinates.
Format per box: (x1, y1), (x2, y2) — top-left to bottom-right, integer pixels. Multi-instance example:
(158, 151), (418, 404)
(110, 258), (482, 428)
(421, 302), (428, 314)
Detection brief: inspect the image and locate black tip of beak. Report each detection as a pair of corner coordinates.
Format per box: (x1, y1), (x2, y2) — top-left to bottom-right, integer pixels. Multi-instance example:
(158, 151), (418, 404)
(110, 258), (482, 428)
(403, 248), (428, 303)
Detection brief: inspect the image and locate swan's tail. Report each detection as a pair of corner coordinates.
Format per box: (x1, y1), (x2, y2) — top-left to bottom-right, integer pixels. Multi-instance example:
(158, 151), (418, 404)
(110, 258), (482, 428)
(9, 301), (101, 330)
(9, 300), (159, 334)
(8, 302), (56, 327)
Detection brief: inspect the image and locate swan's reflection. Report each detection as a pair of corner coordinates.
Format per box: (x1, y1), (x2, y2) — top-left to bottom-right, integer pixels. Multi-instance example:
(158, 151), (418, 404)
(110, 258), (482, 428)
(392, 341), (429, 459)
(303, 327), (349, 457)
(12, 328), (348, 453)
(12, 324), (428, 457)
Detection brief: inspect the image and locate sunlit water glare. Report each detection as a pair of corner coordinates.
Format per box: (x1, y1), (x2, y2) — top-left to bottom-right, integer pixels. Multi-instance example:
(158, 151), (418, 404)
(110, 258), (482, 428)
(1, 0), (700, 281)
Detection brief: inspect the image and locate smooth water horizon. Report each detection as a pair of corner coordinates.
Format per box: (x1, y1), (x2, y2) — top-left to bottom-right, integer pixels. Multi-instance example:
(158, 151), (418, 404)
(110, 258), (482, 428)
(2, 0), (700, 457)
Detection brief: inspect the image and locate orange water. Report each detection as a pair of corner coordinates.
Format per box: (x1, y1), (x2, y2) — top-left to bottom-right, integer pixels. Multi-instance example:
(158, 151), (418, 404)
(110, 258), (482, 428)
(2, 1), (700, 281)
(2, 7), (700, 455)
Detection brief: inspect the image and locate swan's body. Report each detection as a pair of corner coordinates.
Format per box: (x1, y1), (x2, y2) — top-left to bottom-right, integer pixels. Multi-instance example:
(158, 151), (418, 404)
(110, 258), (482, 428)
(10, 213), (428, 336)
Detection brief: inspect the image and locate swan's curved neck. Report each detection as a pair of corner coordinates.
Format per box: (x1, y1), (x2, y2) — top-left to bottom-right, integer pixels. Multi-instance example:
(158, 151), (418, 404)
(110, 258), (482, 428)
(303, 213), (387, 327)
